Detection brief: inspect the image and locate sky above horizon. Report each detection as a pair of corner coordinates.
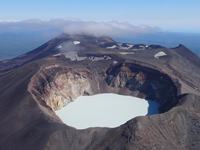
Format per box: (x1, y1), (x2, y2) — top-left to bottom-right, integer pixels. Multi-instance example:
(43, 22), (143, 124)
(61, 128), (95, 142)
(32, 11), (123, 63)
(0, 0), (200, 32)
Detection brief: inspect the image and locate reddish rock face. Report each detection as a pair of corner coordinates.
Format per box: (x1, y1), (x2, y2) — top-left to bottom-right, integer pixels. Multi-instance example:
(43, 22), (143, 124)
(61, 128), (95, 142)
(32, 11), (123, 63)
(0, 34), (200, 150)
(28, 66), (94, 111)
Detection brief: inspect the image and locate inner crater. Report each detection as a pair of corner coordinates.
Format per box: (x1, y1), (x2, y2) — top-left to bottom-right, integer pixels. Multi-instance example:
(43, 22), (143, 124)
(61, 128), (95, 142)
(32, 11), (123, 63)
(28, 62), (179, 129)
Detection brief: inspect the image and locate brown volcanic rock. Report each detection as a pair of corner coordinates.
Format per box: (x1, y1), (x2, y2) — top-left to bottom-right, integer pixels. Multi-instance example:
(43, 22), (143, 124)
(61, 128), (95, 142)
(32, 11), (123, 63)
(28, 66), (95, 111)
(0, 34), (200, 150)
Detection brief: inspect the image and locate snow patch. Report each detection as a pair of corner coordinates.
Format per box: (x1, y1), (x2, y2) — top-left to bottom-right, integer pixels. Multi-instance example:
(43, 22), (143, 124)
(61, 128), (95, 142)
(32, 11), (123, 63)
(89, 56), (112, 62)
(53, 53), (62, 57)
(139, 45), (145, 49)
(73, 41), (80, 45)
(113, 60), (118, 64)
(106, 45), (117, 49)
(119, 52), (135, 55)
(56, 45), (63, 49)
(154, 51), (167, 59)
(119, 44), (133, 50)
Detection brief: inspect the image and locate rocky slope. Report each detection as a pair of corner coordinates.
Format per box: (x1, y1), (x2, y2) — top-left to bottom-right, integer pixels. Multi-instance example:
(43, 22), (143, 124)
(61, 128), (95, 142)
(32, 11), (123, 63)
(0, 34), (200, 150)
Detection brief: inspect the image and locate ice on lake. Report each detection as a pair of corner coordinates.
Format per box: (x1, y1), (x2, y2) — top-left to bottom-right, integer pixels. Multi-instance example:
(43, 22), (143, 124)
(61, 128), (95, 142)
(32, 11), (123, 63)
(56, 93), (159, 129)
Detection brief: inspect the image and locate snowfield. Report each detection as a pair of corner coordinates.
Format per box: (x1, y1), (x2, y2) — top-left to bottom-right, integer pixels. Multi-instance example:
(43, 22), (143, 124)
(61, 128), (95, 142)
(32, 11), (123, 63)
(154, 51), (167, 59)
(106, 45), (117, 49)
(73, 41), (81, 45)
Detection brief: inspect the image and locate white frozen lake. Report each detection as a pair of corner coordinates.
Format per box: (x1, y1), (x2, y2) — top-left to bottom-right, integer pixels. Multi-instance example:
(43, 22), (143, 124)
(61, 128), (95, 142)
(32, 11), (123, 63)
(56, 93), (159, 129)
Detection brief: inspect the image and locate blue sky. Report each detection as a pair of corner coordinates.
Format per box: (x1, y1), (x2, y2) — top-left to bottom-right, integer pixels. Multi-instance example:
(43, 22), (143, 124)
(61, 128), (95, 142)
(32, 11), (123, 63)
(0, 0), (200, 32)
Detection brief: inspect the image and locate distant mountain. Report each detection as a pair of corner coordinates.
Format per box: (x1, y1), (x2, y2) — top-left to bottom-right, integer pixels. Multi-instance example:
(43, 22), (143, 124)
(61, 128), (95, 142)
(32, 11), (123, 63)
(0, 31), (200, 60)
